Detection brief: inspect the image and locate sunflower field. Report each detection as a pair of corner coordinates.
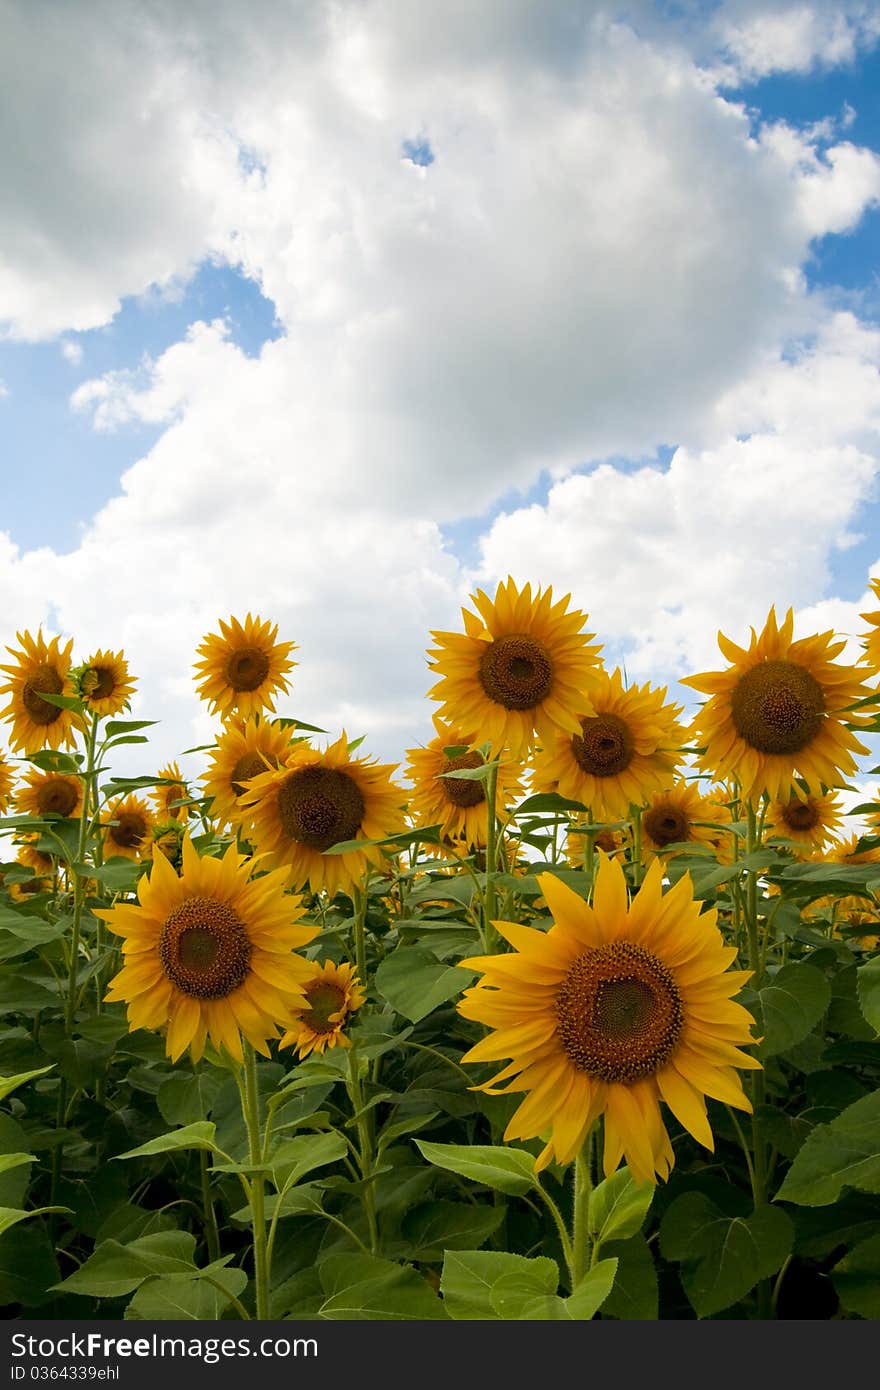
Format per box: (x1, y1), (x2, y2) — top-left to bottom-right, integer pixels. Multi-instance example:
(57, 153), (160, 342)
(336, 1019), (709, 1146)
(2, 579), (880, 1323)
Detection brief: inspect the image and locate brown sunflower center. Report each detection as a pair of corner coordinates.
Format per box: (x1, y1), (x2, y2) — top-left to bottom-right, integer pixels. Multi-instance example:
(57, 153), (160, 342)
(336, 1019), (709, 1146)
(277, 766), (366, 851)
(781, 798), (819, 832)
(14, 877), (47, 896)
(555, 941), (684, 1083)
(440, 750), (485, 808)
(730, 659), (825, 756)
(301, 981), (346, 1034)
(478, 634), (553, 711)
(83, 665), (116, 700)
(231, 751), (275, 797)
(159, 896), (251, 999)
(594, 830), (619, 854)
(37, 777), (79, 817)
(571, 713), (634, 777)
(109, 811), (148, 850)
(22, 664), (64, 725)
(644, 805), (689, 847)
(226, 646), (271, 693)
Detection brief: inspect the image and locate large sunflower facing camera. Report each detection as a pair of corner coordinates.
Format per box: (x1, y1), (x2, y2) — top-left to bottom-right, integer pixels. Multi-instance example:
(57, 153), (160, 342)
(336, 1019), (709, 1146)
(0, 630), (81, 753)
(459, 854), (759, 1184)
(427, 578), (603, 758)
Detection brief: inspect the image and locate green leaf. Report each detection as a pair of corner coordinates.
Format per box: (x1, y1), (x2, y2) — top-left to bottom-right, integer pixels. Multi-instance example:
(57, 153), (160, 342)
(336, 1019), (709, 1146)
(23, 750), (82, 773)
(660, 1195), (793, 1317)
(601, 1235), (659, 1320)
(402, 1200), (505, 1261)
(831, 1233), (880, 1318)
(755, 963), (831, 1057)
(270, 1131), (348, 1190)
(0, 1064), (54, 1102)
(588, 1165), (654, 1247)
(0, 1152), (35, 1177)
(114, 1121), (219, 1160)
(514, 792), (588, 814)
(0, 1205), (70, 1237)
(375, 947), (475, 1023)
(776, 1088), (880, 1205)
(0, 1225), (60, 1308)
(125, 1263), (247, 1320)
(53, 1232), (198, 1297)
(416, 1140), (536, 1196)
(515, 1260), (618, 1320)
(857, 955), (880, 1035)
(157, 1072), (223, 1127)
(104, 720), (158, 738)
(0, 1114), (32, 1208)
(33, 691), (85, 713)
(440, 1250), (557, 1320)
(316, 1253), (446, 1320)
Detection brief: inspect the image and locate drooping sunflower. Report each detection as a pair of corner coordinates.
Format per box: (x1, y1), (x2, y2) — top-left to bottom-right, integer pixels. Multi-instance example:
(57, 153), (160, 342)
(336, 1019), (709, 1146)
(0, 630), (82, 753)
(193, 614), (297, 721)
(102, 795), (155, 861)
(859, 577), (880, 673)
(564, 820), (627, 869)
(151, 762), (190, 821)
(427, 578), (603, 758)
(77, 649), (136, 717)
(15, 768), (83, 820)
(640, 782), (730, 860)
(280, 959), (365, 1058)
(0, 754), (15, 813)
(682, 607), (873, 803)
(243, 733), (406, 896)
(532, 668), (685, 821)
(8, 874), (54, 902)
(145, 821), (186, 870)
(458, 854), (759, 1184)
(404, 717), (524, 849)
(15, 833), (56, 876)
(201, 716), (294, 829)
(765, 789), (844, 855)
(97, 837), (317, 1062)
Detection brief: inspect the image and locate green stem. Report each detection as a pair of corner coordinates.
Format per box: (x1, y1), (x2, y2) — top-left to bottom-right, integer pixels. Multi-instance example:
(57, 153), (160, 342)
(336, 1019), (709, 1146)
(65, 714), (101, 1034)
(352, 884), (368, 988)
(483, 760), (500, 952)
(746, 800), (771, 1319)
(570, 1130), (595, 1287)
(630, 807), (643, 888)
(199, 1149), (221, 1266)
(347, 1047), (380, 1255)
(534, 1178), (574, 1280)
(241, 1043), (270, 1320)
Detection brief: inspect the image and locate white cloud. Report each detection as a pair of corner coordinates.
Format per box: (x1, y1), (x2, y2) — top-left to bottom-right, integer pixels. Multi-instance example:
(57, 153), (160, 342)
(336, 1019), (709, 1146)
(60, 340), (83, 365)
(713, 1), (880, 78)
(0, 379), (8, 399)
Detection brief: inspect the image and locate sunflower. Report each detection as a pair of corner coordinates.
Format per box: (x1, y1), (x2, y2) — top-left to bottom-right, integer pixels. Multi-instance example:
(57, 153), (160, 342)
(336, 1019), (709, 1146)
(243, 733), (406, 896)
(823, 832), (880, 869)
(98, 837), (317, 1062)
(193, 614), (297, 721)
(151, 762), (190, 821)
(404, 718), (524, 849)
(458, 854), (759, 1183)
(15, 833), (56, 876)
(15, 768), (83, 820)
(564, 820), (627, 869)
(8, 875), (54, 902)
(859, 577), (880, 672)
(280, 960), (365, 1058)
(427, 578), (603, 758)
(77, 649), (135, 717)
(146, 821), (186, 870)
(0, 754), (15, 813)
(532, 669), (685, 821)
(102, 795), (155, 861)
(201, 716), (294, 828)
(640, 782), (730, 860)
(0, 630), (82, 753)
(765, 790), (844, 855)
(682, 607), (873, 803)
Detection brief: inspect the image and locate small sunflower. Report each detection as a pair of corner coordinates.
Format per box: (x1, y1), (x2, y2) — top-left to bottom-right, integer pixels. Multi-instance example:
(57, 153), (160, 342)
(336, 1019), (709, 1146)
(859, 577), (880, 672)
(243, 733), (406, 896)
(0, 754), (15, 813)
(102, 795), (155, 861)
(823, 832), (880, 869)
(640, 782), (730, 860)
(459, 854), (759, 1184)
(15, 833), (56, 876)
(8, 875), (54, 902)
(427, 578), (603, 758)
(533, 668), (685, 821)
(564, 820), (627, 869)
(98, 837), (317, 1062)
(146, 821), (186, 870)
(77, 649), (135, 717)
(194, 614), (297, 721)
(0, 630), (82, 753)
(15, 768), (83, 820)
(280, 960), (365, 1058)
(404, 718), (524, 849)
(765, 790), (844, 855)
(151, 762), (190, 821)
(201, 716), (294, 828)
(682, 607), (873, 803)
